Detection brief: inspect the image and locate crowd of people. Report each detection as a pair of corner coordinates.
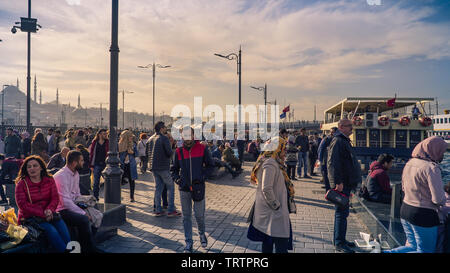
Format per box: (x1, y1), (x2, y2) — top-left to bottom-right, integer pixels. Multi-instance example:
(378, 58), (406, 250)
(1, 120), (449, 254)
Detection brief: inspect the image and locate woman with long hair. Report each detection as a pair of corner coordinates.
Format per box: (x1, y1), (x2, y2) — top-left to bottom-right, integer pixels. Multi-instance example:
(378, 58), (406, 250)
(15, 155), (71, 253)
(31, 132), (49, 163)
(118, 130), (138, 202)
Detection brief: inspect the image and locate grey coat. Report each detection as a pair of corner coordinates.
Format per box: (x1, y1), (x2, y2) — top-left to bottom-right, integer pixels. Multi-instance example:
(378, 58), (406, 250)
(146, 133), (173, 171)
(252, 157), (290, 238)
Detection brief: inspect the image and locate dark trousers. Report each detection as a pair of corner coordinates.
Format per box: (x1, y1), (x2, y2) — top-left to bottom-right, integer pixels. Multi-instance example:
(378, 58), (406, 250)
(321, 166), (331, 192)
(140, 156), (148, 173)
(153, 184), (168, 210)
(59, 209), (96, 253)
(309, 156), (317, 175)
(262, 237), (289, 253)
(333, 188), (351, 246)
(286, 164), (296, 179)
(238, 146), (244, 163)
(213, 158), (236, 176)
(122, 163), (135, 199)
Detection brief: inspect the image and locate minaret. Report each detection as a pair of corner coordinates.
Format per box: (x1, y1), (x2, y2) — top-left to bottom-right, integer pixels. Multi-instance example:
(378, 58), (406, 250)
(17, 78), (19, 90)
(39, 90), (42, 104)
(34, 75), (37, 103)
(78, 94), (81, 108)
(56, 88), (59, 108)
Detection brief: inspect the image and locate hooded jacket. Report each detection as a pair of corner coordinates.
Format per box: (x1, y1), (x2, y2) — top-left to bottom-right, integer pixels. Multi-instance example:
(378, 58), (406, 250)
(171, 141), (213, 192)
(367, 161), (392, 201)
(401, 136), (447, 212)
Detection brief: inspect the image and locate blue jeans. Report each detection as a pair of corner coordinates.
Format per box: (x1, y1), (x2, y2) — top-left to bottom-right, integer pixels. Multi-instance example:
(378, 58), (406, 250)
(152, 170), (175, 213)
(333, 188), (351, 246)
(93, 164), (105, 199)
(180, 190), (205, 244)
(383, 219), (438, 253)
(297, 152), (308, 177)
(38, 219), (71, 253)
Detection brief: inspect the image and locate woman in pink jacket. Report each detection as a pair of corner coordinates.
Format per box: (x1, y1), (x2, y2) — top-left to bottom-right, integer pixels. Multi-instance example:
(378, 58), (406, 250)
(385, 136), (447, 253)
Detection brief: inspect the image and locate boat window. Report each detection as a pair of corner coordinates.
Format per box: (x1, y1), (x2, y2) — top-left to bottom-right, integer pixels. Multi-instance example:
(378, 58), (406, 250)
(396, 130), (407, 148)
(355, 129), (367, 147)
(369, 129), (380, 148)
(445, 118), (448, 123)
(410, 130), (421, 149)
(441, 118), (444, 123)
(381, 130), (391, 148)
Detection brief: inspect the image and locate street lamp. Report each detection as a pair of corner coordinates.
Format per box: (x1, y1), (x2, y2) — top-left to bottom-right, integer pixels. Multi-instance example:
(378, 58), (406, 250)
(94, 102), (109, 128)
(102, 0), (122, 205)
(137, 62), (171, 129)
(2, 85), (10, 126)
(250, 83), (267, 124)
(11, 0), (42, 134)
(214, 46), (242, 125)
(120, 90), (133, 129)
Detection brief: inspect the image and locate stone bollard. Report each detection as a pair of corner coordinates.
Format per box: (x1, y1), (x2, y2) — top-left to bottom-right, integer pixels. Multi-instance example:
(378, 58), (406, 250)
(390, 181), (402, 219)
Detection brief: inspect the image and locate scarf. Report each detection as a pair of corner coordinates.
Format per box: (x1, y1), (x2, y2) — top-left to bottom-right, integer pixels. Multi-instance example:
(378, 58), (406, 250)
(250, 136), (295, 198)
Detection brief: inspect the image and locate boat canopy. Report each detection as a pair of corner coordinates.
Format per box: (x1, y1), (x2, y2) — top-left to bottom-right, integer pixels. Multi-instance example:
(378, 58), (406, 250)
(324, 97), (434, 116)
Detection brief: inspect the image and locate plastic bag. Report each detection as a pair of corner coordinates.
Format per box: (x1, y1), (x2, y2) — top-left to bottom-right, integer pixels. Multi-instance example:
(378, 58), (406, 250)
(0, 208), (18, 226)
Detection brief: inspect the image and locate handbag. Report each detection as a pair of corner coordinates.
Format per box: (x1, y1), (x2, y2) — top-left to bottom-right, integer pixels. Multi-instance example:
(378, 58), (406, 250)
(325, 189), (349, 208)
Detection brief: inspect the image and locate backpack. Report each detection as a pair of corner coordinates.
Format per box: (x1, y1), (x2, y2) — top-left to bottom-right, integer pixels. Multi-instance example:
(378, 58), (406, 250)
(358, 174), (371, 200)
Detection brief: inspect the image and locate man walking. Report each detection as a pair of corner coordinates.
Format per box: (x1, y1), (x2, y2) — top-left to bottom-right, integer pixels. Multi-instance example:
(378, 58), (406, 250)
(4, 128), (22, 159)
(89, 129), (109, 201)
(54, 150), (103, 253)
(171, 127), (213, 252)
(147, 121), (181, 217)
(327, 119), (361, 253)
(317, 127), (337, 192)
(295, 128), (310, 178)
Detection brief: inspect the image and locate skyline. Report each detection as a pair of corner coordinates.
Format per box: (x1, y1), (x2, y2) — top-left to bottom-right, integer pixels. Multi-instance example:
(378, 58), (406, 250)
(0, 0), (449, 121)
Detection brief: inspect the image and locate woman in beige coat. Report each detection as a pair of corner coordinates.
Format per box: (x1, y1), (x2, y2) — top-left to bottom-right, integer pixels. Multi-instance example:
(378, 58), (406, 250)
(247, 136), (295, 253)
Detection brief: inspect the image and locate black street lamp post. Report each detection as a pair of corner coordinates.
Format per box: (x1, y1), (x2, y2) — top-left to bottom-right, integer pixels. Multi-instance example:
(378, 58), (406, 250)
(250, 83), (267, 124)
(11, 0), (41, 134)
(138, 62), (170, 129)
(102, 0), (122, 205)
(215, 46), (242, 125)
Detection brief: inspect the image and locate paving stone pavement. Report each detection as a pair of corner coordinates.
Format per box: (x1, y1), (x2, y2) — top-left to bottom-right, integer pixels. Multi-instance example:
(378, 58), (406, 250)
(97, 162), (368, 253)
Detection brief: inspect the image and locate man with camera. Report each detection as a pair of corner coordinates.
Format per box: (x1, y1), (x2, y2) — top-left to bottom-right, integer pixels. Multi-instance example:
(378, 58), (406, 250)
(171, 127), (214, 253)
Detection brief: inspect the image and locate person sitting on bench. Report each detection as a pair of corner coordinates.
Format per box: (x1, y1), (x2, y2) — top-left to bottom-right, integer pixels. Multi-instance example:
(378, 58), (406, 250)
(367, 154), (393, 204)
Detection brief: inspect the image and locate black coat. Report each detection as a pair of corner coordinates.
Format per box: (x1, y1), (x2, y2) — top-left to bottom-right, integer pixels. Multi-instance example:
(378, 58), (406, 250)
(327, 130), (361, 190)
(146, 133), (173, 171)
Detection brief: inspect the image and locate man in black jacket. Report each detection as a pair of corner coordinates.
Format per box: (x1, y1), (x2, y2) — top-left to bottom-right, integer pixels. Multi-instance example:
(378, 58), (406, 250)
(327, 119), (361, 253)
(147, 121), (181, 217)
(317, 127), (337, 191)
(295, 128), (310, 178)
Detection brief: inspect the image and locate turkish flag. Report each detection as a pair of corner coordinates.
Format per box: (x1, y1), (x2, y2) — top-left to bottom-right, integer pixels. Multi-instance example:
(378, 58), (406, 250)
(386, 98), (396, 107)
(283, 105), (290, 113)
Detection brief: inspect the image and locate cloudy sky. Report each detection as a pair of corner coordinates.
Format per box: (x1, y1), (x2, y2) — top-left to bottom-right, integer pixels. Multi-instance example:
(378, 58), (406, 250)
(0, 0), (449, 121)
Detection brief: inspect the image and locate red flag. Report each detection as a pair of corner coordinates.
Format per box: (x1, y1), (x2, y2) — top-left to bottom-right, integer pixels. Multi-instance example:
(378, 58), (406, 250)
(386, 98), (396, 107)
(282, 105), (290, 113)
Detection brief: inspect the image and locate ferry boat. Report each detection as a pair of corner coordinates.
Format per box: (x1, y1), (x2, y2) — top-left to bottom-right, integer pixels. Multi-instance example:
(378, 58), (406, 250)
(430, 110), (450, 150)
(320, 97), (434, 176)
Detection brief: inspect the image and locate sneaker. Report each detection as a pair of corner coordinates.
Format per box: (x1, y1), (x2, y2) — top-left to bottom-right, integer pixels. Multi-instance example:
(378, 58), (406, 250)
(154, 211), (166, 217)
(232, 172), (239, 179)
(335, 243), (355, 253)
(303, 175), (312, 179)
(184, 242), (193, 253)
(200, 234), (208, 248)
(130, 198), (135, 203)
(167, 210), (182, 217)
(292, 177), (298, 181)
